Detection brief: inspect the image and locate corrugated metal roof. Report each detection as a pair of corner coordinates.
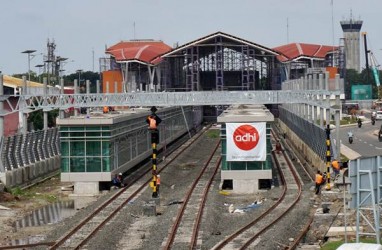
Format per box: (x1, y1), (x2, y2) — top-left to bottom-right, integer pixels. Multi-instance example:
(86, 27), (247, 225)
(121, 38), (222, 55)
(273, 43), (337, 62)
(106, 40), (172, 65)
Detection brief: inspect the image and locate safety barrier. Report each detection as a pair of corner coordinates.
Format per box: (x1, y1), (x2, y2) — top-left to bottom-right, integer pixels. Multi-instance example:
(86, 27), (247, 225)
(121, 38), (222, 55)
(0, 128), (60, 187)
(278, 106), (332, 162)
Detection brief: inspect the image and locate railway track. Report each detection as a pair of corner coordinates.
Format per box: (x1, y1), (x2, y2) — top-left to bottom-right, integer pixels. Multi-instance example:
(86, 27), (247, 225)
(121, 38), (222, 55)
(210, 130), (308, 250)
(162, 139), (221, 249)
(0, 127), (210, 250)
(0, 127), (317, 250)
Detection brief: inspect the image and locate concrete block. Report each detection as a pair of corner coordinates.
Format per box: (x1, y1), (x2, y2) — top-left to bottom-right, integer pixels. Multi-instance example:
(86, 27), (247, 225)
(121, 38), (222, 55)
(143, 201), (157, 216)
(29, 164), (35, 179)
(47, 158), (54, 171)
(0, 173), (5, 187)
(5, 171), (13, 187)
(326, 226), (362, 237)
(36, 162), (42, 177)
(41, 161), (47, 175)
(22, 166), (29, 183)
(15, 168), (23, 185)
(74, 182), (99, 196)
(54, 156), (61, 170)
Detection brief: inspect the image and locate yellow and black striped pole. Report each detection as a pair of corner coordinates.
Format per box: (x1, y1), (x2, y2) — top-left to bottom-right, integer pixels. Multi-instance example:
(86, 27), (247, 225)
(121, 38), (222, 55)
(151, 131), (158, 198)
(147, 106), (161, 198)
(325, 124), (331, 190)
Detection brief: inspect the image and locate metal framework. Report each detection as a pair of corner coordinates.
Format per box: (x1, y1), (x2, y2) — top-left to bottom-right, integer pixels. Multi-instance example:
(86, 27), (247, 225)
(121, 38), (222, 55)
(0, 90), (340, 115)
(161, 32), (277, 92)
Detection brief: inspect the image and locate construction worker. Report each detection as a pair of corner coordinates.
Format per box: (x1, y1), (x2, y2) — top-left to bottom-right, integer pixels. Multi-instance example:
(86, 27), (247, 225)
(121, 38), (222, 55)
(332, 159), (340, 180)
(275, 140), (282, 154)
(147, 115), (157, 129)
(315, 170), (324, 195)
(103, 106), (109, 114)
(146, 113), (161, 130)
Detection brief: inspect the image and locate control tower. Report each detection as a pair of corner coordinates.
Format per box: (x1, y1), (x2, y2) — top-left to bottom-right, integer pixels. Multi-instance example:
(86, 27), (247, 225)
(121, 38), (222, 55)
(340, 16), (363, 72)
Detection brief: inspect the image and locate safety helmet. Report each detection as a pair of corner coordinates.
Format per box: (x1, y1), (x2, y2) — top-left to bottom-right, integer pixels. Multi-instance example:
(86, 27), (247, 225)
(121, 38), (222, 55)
(119, 173), (122, 176)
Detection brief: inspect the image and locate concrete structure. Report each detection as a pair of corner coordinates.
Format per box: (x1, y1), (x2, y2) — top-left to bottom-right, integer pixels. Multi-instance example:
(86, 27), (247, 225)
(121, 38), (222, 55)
(217, 104), (274, 193)
(57, 106), (201, 195)
(340, 16), (363, 72)
(0, 155), (61, 188)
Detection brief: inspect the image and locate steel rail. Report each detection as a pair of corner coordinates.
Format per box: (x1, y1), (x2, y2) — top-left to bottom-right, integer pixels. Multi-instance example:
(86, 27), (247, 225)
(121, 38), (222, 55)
(163, 140), (221, 249)
(211, 144), (288, 249)
(238, 131), (303, 249)
(190, 157), (222, 250)
(0, 242), (55, 249)
(288, 216), (315, 250)
(211, 130), (302, 249)
(49, 126), (210, 249)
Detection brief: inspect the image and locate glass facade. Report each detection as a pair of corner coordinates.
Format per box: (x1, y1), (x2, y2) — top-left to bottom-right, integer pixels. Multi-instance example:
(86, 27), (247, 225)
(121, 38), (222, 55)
(60, 107), (195, 175)
(60, 126), (112, 173)
(220, 123), (273, 171)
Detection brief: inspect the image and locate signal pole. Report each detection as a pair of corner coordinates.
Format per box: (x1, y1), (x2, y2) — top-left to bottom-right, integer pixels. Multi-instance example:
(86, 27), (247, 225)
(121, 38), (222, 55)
(147, 106), (161, 198)
(325, 125), (331, 190)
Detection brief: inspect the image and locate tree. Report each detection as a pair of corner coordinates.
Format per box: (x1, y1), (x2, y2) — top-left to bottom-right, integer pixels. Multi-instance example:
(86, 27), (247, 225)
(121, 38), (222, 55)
(64, 71), (100, 93)
(27, 109), (59, 131)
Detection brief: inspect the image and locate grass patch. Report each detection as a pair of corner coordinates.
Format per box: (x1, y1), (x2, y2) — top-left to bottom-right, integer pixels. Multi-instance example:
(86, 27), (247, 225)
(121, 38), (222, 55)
(9, 178), (60, 203)
(321, 237), (378, 250)
(206, 129), (220, 138)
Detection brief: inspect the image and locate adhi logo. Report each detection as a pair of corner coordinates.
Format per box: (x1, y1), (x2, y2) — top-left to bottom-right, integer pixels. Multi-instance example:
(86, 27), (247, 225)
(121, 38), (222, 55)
(233, 124), (259, 151)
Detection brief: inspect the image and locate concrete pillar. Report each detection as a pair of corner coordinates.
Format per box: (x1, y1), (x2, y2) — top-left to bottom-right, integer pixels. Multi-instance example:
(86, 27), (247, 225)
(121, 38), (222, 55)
(320, 107), (324, 128)
(0, 74), (4, 139)
(319, 74), (324, 90)
(313, 105), (317, 124)
(334, 73), (341, 159)
(74, 79), (78, 116)
(308, 75), (312, 90)
(325, 72), (329, 91)
(96, 80), (100, 94)
(59, 78), (65, 119)
(43, 77), (48, 129)
(86, 80), (90, 117)
(326, 108), (331, 126)
(335, 109), (341, 159)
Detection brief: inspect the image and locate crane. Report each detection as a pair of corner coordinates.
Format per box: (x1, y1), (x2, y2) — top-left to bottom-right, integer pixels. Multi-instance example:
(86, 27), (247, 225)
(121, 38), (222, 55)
(362, 32), (381, 100)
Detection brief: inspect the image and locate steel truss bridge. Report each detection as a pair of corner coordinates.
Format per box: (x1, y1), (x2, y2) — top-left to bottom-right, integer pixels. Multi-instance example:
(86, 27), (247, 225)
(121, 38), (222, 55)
(0, 90), (341, 115)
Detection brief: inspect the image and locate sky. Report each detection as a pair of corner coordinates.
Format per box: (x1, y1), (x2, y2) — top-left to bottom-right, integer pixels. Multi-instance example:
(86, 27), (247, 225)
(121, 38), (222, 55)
(0, 0), (381, 76)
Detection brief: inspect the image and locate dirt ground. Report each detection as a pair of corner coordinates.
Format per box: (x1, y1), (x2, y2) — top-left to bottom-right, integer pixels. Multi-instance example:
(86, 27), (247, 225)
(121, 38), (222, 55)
(0, 176), (73, 245)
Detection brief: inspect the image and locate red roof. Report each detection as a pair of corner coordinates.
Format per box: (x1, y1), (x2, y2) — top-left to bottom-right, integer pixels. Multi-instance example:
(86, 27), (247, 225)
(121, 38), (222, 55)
(273, 43), (337, 62)
(106, 40), (172, 65)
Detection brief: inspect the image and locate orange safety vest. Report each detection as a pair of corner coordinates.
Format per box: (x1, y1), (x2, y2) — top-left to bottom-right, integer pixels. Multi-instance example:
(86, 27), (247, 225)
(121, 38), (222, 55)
(103, 106), (109, 113)
(148, 116), (157, 129)
(315, 174), (323, 184)
(332, 160), (340, 170)
(156, 176), (161, 185)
